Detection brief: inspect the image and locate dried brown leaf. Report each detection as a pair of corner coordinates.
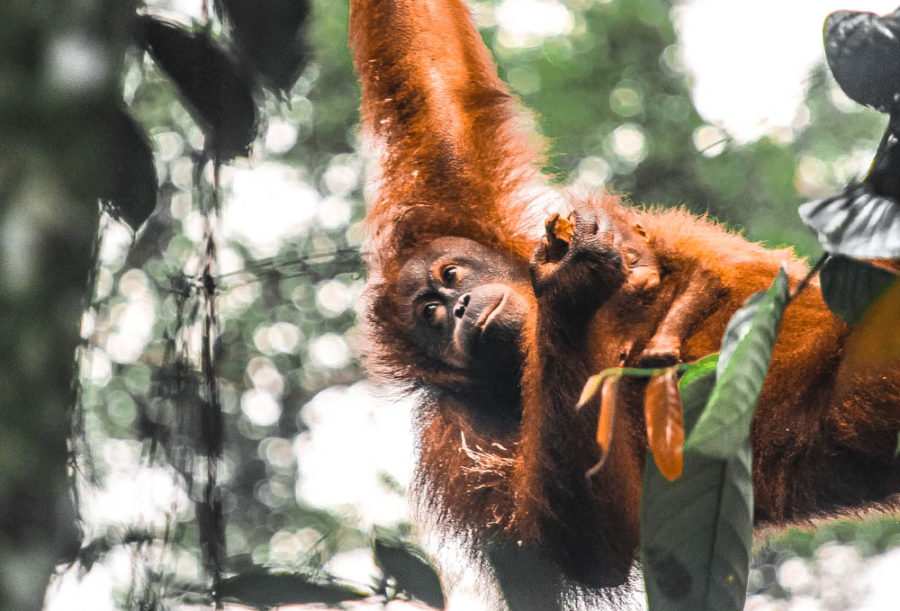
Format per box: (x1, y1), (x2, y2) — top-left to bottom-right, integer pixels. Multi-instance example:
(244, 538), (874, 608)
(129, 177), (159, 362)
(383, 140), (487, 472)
(596, 376), (619, 455)
(585, 374), (620, 478)
(577, 373), (604, 409)
(553, 213), (576, 243)
(544, 213), (576, 259)
(644, 368), (684, 481)
(597, 376), (619, 456)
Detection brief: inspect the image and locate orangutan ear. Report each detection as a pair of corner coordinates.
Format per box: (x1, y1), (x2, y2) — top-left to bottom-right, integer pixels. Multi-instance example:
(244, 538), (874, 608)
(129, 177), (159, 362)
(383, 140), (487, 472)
(349, 0), (548, 261)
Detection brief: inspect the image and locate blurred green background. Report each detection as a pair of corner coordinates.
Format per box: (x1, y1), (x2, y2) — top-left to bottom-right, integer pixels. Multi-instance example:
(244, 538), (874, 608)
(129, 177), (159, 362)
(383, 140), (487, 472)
(1, 0), (897, 609)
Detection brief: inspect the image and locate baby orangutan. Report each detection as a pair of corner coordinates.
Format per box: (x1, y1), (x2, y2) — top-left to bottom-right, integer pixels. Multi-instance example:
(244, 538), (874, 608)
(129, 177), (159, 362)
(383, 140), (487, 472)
(538, 200), (726, 369)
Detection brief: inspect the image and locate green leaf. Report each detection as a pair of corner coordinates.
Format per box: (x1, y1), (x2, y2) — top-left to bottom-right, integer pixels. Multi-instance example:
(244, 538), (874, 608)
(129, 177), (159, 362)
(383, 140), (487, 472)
(218, 571), (368, 607)
(678, 353), (719, 390)
(820, 255), (897, 323)
(374, 537), (445, 609)
(799, 184), (900, 258)
(684, 270), (790, 459)
(484, 541), (566, 611)
(641, 367), (753, 611)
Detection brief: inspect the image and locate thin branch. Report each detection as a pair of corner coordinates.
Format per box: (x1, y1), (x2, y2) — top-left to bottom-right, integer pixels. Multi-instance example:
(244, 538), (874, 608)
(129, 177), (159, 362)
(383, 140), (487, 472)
(790, 253), (828, 301)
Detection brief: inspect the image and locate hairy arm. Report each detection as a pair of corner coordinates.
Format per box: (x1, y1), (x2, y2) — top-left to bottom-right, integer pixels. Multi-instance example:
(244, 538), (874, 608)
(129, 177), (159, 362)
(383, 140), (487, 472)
(511, 207), (644, 587)
(349, 0), (544, 261)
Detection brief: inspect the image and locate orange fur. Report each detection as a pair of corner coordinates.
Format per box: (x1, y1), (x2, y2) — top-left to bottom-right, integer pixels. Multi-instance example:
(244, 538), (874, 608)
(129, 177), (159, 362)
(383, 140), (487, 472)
(352, 0), (900, 594)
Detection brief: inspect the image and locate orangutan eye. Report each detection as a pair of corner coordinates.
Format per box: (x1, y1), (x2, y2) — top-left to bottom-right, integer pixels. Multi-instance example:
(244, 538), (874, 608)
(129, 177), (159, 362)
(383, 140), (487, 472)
(423, 302), (439, 321)
(441, 265), (459, 286)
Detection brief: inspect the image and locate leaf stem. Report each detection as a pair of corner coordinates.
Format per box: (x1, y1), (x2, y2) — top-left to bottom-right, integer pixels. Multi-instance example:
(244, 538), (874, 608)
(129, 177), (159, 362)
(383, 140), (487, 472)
(789, 253), (828, 301)
(590, 356), (716, 382)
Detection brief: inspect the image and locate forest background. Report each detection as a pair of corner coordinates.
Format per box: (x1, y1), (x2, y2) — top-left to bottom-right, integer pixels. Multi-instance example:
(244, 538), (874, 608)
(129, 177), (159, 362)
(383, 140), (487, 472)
(1, 0), (898, 609)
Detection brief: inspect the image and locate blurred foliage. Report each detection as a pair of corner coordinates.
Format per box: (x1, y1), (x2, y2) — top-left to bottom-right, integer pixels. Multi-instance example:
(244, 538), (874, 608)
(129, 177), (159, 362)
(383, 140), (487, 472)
(748, 516), (900, 605)
(775, 516), (900, 560)
(1, 0), (896, 609)
(66, 0), (373, 605)
(0, 1), (139, 609)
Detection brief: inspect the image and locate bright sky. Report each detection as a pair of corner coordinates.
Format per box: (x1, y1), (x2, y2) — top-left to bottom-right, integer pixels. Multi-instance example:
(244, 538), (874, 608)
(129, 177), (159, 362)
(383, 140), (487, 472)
(493, 0), (899, 142)
(675, 0), (900, 142)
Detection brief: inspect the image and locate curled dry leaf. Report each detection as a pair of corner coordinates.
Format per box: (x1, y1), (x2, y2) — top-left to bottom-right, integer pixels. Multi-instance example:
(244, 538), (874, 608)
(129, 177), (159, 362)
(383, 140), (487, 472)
(546, 212), (576, 244)
(596, 376), (619, 456)
(543, 213), (577, 263)
(586, 375), (620, 477)
(644, 368), (684, 481)
(577, 373), (604, 409)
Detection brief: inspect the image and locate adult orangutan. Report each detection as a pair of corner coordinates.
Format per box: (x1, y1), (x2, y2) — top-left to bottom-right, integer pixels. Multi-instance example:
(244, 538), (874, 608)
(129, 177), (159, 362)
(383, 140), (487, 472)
(350, 0), (900, 600)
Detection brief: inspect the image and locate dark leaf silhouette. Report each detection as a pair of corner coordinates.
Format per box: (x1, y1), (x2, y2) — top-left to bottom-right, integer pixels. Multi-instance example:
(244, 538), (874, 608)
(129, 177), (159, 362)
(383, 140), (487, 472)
(863, 108), (900, 200)
(138, 15), (259, 160)
(820, 255), (897, 323)
(374, 537), (445, 609)
(98, 106), (157, 230)
(215, 0), (312, 94)
(824, 10), (900, 110)
(218, 571), (368, 607)
(814, 9), (900, 258)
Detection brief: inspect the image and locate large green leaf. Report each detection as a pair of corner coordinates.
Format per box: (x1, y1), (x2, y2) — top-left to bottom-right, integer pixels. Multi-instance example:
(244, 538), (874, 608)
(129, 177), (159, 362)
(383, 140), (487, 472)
(641, 363), (753, 611)
(678, 353), (719, 389)
(799, 184), (900, 259)
(484, 541), (565, 611)
(820, 255), (897, 323)
(684, 270), (790, 458)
